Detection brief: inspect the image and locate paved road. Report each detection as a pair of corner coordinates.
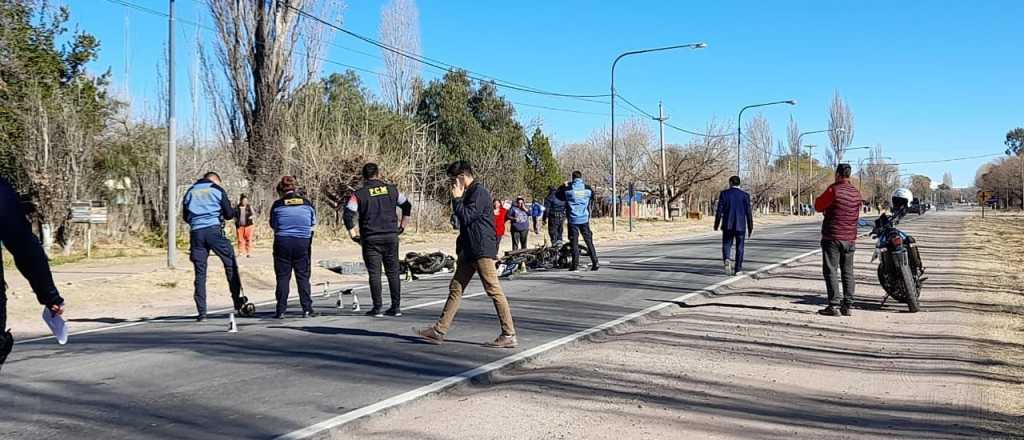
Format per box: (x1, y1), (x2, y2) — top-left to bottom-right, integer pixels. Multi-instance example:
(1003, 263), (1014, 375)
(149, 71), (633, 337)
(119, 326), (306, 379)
(1, 218), (844, 439)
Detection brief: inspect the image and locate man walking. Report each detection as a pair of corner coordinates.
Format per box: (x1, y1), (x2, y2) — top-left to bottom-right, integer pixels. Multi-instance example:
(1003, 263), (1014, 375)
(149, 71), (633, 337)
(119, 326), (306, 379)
(714, 176), (753, 275)
(344, 163), (412, 318)
(506, 197), (531, 250)
(415, 161), (517, 348)
(815, 164), (862, 317)
(270, 176), (318, 319)
(560, 171), (599, 272)
(182, 172), (249, 321)
(1, 178), (65, 372)
(543, 185), (566, 244)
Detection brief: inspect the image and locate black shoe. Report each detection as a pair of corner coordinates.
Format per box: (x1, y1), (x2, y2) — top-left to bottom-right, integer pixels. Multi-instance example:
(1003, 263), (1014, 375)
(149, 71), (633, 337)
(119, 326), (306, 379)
(196, 314), (207, 322)
(303, 310), (320, 318)
(273, 313), (285, 319)
(568, 266), (580, 272)
(365, 308), (383, 318)
(840, 305), (852, 316)
(590, 264), (600, 272)
(384, 308), (403, 317)
(0, 330), (13, 373)
(817, 306), (840, 316)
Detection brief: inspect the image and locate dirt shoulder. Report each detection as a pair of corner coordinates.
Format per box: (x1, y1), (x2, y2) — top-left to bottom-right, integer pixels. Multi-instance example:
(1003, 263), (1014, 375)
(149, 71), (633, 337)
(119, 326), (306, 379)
(332, 209), (1023, 440)
(4, 214), (810, 338)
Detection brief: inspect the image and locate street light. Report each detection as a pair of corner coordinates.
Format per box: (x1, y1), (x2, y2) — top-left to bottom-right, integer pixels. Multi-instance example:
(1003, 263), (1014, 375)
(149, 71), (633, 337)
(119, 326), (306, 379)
(793, 128), (844, 215)
(737, 100), (796, 176)
(610, 42), (707, 231)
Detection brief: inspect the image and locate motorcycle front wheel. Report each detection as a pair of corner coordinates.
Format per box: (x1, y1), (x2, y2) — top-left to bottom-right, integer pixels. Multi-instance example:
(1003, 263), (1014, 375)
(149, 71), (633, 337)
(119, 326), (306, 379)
(896, 254), (920, 313)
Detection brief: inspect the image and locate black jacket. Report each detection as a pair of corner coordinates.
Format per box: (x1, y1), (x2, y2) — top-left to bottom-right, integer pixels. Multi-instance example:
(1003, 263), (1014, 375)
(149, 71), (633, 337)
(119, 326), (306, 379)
(235, 205), (254, 227)
(0, 178), (64, 308)
(343, 179), (412, 238)
(452, 181), (497, 261)
(543, 189), (566, 220)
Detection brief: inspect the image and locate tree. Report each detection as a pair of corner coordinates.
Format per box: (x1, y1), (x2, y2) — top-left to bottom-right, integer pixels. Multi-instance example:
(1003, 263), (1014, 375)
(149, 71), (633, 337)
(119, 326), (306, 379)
(379, 0), (421, 115)
(1006, 127), (1024, 209)
(524, 128), (561, 199)
(827, 91), (854, 165)
(909, 175), (932, 202)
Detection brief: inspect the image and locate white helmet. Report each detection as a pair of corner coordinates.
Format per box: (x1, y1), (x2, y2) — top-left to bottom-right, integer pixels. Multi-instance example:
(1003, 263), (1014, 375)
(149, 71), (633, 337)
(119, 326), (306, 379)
(891, 188), (913, 209)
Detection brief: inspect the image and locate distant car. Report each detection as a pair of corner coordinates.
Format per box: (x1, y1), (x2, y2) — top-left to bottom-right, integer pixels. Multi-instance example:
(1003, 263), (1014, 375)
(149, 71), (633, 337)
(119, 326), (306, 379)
(908, 199), (923, 214)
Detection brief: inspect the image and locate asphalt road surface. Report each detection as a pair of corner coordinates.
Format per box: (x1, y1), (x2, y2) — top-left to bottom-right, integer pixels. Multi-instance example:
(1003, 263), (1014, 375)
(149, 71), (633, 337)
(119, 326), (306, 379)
(1, 218), (849, 439)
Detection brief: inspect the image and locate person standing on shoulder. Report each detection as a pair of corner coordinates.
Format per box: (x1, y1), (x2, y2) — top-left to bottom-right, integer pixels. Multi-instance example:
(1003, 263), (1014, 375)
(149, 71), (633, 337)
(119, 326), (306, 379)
(560, 171), (599, 272)
(530, 198), (544, 234)
(235, 195), (255, 258)
(0, 178), (65, 373)
(270, 176), (318, 319)
(182, 172), (248, 321)
(814, 163), (862, 317)
(543, 185), (567, 245)
(714, 176), (753, 276)
(507, 197), (531, 251)
(492, 199), (507, 250)
(343, 163), (412, 318)
(415, 161), (517, 348)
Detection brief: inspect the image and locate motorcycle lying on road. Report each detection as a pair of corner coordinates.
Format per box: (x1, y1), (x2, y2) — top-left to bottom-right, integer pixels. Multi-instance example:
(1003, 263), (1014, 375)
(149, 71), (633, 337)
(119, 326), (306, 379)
(867, 210), (926, 312)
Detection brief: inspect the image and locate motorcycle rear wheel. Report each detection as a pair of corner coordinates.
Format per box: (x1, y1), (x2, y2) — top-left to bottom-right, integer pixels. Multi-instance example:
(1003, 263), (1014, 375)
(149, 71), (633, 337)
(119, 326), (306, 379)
(897, 256), (920, 313)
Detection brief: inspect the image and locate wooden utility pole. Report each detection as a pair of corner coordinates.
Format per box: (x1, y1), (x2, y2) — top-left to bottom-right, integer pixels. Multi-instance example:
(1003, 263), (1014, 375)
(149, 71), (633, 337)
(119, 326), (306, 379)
(654, 101), (669, 221)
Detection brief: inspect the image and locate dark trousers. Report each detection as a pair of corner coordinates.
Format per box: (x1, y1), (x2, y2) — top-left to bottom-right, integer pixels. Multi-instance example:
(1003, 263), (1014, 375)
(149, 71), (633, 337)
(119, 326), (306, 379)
(821, 239), (856, 306)
(721, 229), (747, 272)
(511, 230), (529, 250)
(190, 226), (244, 315)
(568, 222), (598, 269)
(547, 216), (565, 244)
(273, 236), (314, 314)
(362, 233), (401, 310)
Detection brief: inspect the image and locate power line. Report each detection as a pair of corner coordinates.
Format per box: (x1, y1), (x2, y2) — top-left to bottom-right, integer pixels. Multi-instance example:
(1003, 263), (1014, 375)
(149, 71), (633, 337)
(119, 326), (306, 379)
(617, 94), (733, 139)
(890, 152), (1004, 166)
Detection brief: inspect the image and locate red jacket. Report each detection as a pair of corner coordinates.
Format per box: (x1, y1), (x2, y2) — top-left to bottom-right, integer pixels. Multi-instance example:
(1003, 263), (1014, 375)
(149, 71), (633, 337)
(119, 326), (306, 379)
(815, 179), (862, 242)
(493, 207), (507, 237)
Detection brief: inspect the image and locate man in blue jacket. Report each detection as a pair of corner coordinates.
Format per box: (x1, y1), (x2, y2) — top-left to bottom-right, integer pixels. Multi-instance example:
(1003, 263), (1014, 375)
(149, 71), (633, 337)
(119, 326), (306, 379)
(270, 176), (318, 319)
(559, 171), (599, 272)
(1, 178), (65, 372)
(714, 175), (754, 275)
(182, 172), (248, 321)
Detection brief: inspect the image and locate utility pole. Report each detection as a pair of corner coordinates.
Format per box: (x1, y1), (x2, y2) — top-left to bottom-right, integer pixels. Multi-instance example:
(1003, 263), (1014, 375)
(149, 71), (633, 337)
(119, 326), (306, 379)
(803, 144), (817, 211)
(655, 101), (669, 221)
(166, 0), (177, 269)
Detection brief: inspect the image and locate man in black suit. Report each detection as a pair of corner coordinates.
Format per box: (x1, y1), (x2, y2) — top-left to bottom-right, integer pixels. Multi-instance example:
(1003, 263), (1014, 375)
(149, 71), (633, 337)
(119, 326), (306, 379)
(714, 175), (754, 275)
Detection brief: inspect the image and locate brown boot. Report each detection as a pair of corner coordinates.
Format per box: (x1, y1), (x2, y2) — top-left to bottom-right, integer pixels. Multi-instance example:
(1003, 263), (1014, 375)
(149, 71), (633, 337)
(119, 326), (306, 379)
(485, 334), (518, 349)
(414, 326), (445, 345)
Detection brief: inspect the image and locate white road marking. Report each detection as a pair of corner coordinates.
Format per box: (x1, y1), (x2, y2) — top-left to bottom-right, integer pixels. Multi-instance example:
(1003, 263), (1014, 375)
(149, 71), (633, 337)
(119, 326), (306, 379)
(632, 256), (664, 264)
(273, 246), (826, 440)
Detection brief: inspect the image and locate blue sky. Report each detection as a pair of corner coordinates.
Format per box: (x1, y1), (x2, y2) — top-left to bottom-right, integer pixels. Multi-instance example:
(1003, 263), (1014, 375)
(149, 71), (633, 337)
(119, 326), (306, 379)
(68, 0), (1023, 187)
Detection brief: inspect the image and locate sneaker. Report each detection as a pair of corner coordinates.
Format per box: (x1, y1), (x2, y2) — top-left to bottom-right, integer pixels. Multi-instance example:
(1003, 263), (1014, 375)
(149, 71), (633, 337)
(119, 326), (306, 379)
(384, 308), (403, 317)
(196, 314), (207, 322)
(817, 306), (840, 316)
(723, 259), (733, 275)
(734, 270), (744, 276)
(840, 305), (853, 316)
(414, 326), (445, 345)
(568, 266), (581, 272)
(485, 334), (518, 349)
(273, 313), (285, 320)
(303, 310), (320, 318)
(0, 330), (13, 373)
(365, 308), (384, 318)
(590, 264), (600, 272)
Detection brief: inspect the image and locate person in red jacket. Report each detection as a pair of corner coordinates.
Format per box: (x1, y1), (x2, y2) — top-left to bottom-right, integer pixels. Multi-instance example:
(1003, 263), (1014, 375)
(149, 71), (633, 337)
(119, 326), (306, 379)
(814, 163), (862, 317)
(492, 199), (507, 249)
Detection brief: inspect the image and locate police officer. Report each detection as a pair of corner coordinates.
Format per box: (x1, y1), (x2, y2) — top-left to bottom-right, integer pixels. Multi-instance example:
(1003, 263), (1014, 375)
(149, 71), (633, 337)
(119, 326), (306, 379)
(559, 170), (599, 272)
(1, 177), (66, 372)
(542, 185), (566, 244)
(343, 163), (412, 318)
(182, 172), (248, 321)
(270, 176), (318, 319)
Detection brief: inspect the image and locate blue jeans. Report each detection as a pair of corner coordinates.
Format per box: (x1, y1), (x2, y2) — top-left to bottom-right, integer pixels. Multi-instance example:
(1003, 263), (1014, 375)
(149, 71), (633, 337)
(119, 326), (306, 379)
(189, 226), (244, 315)
(721, 230), (746, 272)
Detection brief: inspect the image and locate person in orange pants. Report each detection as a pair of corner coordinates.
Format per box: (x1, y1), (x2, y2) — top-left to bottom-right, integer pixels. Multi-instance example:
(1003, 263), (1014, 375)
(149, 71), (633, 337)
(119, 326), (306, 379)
(235, 194), (255, 257)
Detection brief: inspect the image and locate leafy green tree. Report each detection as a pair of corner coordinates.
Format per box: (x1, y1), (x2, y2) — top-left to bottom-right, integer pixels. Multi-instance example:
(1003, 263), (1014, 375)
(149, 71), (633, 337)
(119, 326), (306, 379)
(1006, 127), (1024, 156)
(525, 128), (561, 199)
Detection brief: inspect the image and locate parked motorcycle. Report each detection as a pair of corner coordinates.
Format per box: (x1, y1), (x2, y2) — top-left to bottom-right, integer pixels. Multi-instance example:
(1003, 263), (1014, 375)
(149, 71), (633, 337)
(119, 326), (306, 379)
(869, 209), (926, 312)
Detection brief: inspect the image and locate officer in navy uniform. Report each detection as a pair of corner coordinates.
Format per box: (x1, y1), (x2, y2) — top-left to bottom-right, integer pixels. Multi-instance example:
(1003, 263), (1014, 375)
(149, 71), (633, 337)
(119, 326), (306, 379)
(343, 163), (413, 318)
(1, 177), (66, 372)
(558, 170), (600, 272)
(270, 176), (318, 319)
(182, 171), (248, 321)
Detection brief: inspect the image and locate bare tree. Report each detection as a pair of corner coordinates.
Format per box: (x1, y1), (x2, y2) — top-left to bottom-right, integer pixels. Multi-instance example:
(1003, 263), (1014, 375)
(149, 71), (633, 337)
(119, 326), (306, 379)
(827, 90), (855, 165)
(379, 0), (421, 115)
(787, 115), (800, 156)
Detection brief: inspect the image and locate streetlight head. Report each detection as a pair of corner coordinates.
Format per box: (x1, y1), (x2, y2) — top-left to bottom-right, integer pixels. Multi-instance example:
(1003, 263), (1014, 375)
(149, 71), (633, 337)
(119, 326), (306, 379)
(785, 100), (798, 105)
(835, 127), (847, 133)
(693, 42), (708, 49)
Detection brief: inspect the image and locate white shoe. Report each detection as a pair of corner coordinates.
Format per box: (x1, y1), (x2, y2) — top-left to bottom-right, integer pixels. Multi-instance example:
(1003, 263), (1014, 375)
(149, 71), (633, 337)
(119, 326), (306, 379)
(723, 259), (733, 275)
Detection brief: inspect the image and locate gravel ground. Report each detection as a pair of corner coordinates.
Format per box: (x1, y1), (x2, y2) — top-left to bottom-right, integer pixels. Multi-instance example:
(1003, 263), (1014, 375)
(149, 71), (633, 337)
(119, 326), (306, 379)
(329, 208), (1023, 440)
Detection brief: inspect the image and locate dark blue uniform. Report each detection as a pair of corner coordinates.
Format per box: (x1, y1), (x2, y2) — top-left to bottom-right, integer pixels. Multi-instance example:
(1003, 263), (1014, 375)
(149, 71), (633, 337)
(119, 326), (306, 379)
(343, 179), (412, 313)
(1, 178), (65, 369)
(270, 191), (316, 316)
(543, 188), (567, 244)
(182, 178), (244, 318)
